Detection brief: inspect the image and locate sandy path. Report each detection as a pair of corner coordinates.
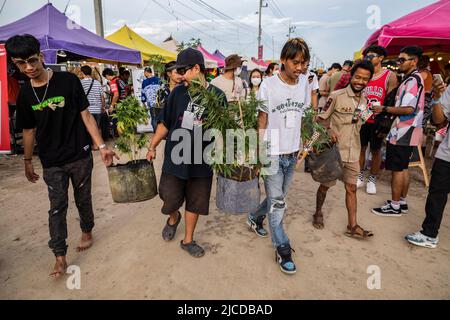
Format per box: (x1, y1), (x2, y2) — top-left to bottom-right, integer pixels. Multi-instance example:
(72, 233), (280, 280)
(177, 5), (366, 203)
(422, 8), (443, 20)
(1, 141), (449, 299)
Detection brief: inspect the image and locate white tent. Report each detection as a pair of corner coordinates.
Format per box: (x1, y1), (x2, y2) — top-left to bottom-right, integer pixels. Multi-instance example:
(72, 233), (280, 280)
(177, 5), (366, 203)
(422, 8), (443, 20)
(161, 35), (218, 68)
(242, 56), (265, 72)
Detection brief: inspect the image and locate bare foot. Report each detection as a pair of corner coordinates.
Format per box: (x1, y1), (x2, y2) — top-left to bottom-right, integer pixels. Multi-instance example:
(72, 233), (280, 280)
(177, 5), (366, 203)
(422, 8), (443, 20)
(76, 232), (93, 252)
(313, 213), (324, 230)
(50, 256), (68, 278)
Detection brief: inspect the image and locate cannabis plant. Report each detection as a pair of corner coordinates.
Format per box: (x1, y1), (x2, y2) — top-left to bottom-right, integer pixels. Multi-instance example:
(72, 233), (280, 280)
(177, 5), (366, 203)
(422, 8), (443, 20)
(188, 81), (263, 180)
(112, 96), (149, 162)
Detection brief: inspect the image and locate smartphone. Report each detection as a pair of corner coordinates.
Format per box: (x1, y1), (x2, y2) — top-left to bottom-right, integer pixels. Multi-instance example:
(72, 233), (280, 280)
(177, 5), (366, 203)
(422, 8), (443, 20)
(433, 74), (444, 83)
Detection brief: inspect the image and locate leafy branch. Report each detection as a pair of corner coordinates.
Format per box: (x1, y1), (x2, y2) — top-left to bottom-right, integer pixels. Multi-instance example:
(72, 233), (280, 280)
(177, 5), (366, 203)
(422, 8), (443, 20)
(112, 96), (149, 162)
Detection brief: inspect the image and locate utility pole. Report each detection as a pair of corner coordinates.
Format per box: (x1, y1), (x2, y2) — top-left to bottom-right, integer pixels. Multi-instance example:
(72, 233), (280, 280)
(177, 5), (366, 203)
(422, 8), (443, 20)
(257, 0), (267, 60)
(287, 21), (296, 39)
(93, 0), (104, 38)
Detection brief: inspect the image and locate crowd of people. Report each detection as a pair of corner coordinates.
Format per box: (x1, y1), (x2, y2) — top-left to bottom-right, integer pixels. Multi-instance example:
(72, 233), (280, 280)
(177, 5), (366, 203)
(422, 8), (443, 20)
(5, 32), (450, 277)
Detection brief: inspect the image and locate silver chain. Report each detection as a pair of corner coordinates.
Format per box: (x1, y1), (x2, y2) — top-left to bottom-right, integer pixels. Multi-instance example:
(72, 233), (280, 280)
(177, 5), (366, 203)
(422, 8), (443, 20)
(31, 68), (51, 104)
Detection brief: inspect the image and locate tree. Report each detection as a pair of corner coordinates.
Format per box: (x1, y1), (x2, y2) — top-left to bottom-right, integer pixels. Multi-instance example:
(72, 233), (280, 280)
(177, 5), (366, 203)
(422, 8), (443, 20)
(176, 38), (202, 52)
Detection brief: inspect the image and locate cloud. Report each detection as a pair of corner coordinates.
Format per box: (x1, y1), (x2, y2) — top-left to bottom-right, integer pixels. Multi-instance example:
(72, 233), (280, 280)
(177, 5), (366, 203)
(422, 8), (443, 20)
(328, 6), (341, 10)
(293, 20), (360, 29)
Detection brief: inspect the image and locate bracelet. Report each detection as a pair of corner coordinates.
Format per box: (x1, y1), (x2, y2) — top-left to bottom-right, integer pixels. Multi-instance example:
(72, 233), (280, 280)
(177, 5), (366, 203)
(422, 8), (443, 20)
(431, 99), (441, 105)
(23, 157), (32, 161)
(98, 143), (106, 149)
(148, 147), (156, 152)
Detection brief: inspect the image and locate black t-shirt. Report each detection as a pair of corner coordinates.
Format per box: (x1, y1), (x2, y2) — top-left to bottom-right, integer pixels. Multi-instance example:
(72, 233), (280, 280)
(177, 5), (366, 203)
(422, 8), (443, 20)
(159, 83), (227, 179)
(16, 71), (92, 168)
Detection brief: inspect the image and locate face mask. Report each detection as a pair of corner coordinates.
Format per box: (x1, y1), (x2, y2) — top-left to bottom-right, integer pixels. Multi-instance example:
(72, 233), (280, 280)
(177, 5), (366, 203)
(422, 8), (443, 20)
(273, 70), (280, 76)
(251, 77), (262, 86)
(235, 67), (242, 76)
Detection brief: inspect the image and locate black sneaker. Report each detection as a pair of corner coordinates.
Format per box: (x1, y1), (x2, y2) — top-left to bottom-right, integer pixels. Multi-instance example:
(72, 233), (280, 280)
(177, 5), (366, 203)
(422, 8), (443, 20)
(372, 203), (402, 217)
(275, 244), (296, 275)
(386, 200), (408, 213)
(247, 215), (268, 238)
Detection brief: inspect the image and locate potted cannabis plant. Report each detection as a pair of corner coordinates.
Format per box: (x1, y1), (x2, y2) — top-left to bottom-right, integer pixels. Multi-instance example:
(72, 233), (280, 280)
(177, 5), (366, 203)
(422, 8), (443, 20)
(300, 108), (343, 184)
(107, 96), (158, 203)
(189, 81), (263, 214)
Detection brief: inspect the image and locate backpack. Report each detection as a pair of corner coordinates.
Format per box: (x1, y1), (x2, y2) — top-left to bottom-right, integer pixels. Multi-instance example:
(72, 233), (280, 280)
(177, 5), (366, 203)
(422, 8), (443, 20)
(373, 72), (424, 138)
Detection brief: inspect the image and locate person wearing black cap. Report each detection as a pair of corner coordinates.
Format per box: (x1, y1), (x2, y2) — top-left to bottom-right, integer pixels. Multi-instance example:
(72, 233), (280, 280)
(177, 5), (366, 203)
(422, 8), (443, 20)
(211, 54), (245, 102)
(146, 48), (227, 258)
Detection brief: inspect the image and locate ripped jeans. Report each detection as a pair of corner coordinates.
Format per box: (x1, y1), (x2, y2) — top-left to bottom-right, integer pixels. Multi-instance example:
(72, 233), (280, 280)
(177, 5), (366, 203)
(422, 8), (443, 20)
(249, 153), (297, 248)
(42, 154), (95, 257)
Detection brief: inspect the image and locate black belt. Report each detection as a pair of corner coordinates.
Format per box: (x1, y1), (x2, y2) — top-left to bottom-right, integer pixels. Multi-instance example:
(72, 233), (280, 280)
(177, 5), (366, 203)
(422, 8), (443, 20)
(279, 151), (299, 158)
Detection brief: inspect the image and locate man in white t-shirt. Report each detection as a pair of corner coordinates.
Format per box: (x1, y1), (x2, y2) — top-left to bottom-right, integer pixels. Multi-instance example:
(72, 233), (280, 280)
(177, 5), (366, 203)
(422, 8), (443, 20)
(247, 38), (311, 275)
(211, 54), (245, 102)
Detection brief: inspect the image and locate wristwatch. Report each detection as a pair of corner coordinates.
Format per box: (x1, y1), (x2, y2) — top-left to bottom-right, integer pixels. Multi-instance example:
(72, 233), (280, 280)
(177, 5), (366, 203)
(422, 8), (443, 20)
(98, 144), (107, 149)
(382, 106), (389, 113)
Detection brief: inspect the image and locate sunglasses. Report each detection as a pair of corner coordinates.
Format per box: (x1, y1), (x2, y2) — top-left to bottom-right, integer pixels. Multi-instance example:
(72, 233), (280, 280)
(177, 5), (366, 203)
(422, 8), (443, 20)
(176, 65), (195, 76)
(396, 57), (415, 64)
(365, 54), (379, 60)
(12, 55), (41, 67)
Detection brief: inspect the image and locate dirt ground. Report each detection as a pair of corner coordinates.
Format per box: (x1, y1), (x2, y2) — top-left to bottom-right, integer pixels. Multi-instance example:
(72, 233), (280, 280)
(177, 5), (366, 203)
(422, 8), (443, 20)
(1, 139), (449, 300)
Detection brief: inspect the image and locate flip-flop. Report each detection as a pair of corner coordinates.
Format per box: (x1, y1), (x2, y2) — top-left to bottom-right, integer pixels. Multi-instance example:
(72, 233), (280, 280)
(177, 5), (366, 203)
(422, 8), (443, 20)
(312, 214), (324, 229)
(162, 211), (181, 241)
(180, 241), (205, 258)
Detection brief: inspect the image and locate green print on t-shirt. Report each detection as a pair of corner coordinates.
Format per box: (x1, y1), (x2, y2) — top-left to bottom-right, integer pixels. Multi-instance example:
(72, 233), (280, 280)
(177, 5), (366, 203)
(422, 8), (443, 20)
(32, 96), (65, 111)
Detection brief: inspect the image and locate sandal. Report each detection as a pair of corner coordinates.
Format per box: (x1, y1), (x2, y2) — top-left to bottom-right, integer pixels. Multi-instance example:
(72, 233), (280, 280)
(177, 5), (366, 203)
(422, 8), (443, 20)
(345, 224), (374, 239)
(162, 211), (181, 241)
(312, 213), (324, 230)
(180, 240), (205, 258)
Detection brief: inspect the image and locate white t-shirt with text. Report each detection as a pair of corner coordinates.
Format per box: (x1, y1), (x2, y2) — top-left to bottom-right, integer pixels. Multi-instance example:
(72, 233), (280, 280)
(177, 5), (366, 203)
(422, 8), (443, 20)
(258, 74), (310, 156)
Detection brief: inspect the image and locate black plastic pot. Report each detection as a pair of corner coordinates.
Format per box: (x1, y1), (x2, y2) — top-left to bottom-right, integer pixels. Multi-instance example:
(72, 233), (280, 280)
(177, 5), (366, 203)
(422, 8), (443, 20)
(308, 143), (344, 184)
(107, 159), (158, 203)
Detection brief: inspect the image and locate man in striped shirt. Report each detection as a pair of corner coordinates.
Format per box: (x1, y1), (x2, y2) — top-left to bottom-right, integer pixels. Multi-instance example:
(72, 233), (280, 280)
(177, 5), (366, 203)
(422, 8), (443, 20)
(80, 66), (105, 150)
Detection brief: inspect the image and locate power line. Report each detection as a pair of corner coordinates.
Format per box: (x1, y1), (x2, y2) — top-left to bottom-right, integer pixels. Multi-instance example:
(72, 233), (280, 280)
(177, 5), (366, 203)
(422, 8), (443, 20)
(268, 0), (286, 19)
(0, 0), (7, 16)
(151, 0), (240, 46)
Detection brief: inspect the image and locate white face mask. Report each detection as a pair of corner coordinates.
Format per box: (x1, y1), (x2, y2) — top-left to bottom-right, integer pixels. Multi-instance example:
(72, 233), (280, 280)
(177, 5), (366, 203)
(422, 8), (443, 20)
(235, 67), (242, 76)
(273, 69), (280, 76)
(251, 77), (262, 86)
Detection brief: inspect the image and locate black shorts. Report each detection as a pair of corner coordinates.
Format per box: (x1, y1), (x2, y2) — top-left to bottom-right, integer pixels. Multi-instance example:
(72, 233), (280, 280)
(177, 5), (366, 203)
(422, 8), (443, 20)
(159, 173), (213, 215)
(92, 113), (102, 127)
(360, 122), (384, 151)
(385, 143), (414, 171)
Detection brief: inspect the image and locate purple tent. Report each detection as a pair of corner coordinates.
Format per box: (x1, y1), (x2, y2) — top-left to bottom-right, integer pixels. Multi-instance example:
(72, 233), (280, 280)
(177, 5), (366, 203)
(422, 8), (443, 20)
(0, 3), (141, 64)
(213, 49), (226, 61)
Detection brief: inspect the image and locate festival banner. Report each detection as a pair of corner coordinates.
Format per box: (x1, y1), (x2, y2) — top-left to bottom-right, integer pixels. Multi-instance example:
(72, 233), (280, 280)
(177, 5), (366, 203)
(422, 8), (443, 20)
(0, 44), (11, 154)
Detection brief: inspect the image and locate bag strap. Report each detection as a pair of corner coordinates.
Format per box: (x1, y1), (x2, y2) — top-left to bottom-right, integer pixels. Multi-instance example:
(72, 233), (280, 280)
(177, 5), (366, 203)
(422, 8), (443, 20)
(86, 79), (95, 96)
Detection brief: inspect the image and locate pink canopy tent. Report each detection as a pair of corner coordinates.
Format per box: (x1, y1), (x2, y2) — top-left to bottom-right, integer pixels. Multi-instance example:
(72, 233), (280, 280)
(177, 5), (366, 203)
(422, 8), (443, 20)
(197, 45), (224, 68)
(364, 0), (450, 55)
(252, 57), (269, 68)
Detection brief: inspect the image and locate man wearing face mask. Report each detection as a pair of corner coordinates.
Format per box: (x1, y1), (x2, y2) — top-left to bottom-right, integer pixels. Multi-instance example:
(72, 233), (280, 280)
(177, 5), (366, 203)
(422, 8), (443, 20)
(211, 54), (245, 102)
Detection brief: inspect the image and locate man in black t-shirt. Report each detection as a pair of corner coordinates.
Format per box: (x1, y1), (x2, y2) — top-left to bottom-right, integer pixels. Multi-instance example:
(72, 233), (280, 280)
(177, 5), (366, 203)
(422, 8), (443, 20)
(6, 34), (118, 278)
(147, 48), (227, 258)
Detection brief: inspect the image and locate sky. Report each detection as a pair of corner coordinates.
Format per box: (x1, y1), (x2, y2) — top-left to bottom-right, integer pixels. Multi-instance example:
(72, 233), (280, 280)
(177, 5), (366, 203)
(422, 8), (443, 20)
(0, 0), (437, 67)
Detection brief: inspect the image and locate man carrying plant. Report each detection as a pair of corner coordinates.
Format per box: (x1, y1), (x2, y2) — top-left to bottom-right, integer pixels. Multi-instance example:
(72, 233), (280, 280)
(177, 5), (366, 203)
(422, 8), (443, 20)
(314, 60), (374, 239)
(6, 34), (118, 277)
(146, 48), (227, 258)
(246, 38), (311, 275)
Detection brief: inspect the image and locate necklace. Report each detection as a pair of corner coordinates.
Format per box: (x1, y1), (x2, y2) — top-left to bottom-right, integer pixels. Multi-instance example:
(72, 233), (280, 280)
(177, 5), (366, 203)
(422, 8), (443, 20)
(278, 72), (298, 86)
(31, 68), (51, 104)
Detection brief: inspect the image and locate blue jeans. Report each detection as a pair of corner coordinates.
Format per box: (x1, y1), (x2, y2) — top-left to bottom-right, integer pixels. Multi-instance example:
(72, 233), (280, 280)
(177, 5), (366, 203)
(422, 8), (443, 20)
(249, 153), (297, 248)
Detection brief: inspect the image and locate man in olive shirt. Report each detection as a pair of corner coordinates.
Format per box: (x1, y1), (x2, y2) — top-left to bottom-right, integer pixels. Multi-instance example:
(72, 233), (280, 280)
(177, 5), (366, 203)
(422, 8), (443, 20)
(314, 60), (374, 239)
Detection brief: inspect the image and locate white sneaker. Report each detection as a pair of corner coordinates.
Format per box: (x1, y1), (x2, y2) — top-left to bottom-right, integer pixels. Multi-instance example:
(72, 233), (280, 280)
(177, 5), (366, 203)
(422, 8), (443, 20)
(357, 176), (365, 188)
(366, 180), (377, 195)
(405, 231), (438, 249)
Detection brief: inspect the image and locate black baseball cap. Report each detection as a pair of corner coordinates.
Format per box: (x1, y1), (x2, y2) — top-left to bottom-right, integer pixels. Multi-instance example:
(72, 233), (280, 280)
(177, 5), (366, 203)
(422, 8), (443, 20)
(174, 48), (205, 70)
